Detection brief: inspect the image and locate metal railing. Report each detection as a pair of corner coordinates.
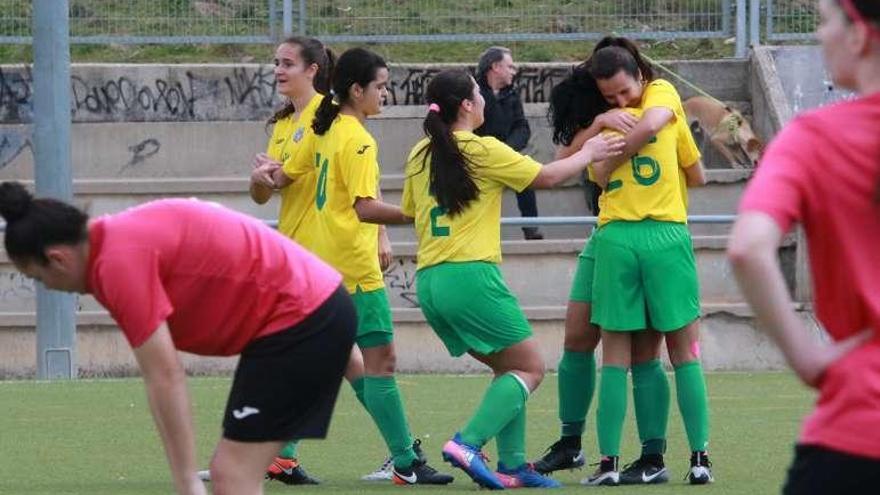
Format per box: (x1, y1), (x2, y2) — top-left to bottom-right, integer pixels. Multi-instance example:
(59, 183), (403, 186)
(0, 0), (746, 48)
(262, 215), (738, 229)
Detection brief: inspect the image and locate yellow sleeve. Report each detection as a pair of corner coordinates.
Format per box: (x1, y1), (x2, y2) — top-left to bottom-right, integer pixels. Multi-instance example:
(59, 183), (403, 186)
(676, 119), (702, 169)
(341, 134), (379, 205)
(282, 127), (316, 180)
(467, 136), (541, 193)
(265, 119), (287, 159)
(400, 143), (427, 218)
(642, 80), (682, 121)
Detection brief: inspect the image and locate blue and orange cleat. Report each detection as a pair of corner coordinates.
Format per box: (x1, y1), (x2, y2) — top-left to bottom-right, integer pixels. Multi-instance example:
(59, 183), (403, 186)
(495, 462), (562, 488)
(441, 433), (504, 490)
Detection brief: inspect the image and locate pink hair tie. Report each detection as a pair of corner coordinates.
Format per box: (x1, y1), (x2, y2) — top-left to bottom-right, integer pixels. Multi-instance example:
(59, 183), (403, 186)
(428, 103), (440, 113)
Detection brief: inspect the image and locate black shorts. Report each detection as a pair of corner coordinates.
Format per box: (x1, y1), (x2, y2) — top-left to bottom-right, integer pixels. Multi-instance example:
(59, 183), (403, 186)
(783, 444), (880, 495)
(222, 285), (356, 442)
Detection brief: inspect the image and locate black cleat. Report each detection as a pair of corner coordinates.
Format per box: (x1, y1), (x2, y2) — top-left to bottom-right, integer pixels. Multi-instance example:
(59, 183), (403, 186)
(392, 458), (455, 485)
(533, 438), (586, 474)
(687, 451), (715, 485)
(619, 454), (669, 485)
(265, 457), (320, 485)
(581, 456), (620, 486)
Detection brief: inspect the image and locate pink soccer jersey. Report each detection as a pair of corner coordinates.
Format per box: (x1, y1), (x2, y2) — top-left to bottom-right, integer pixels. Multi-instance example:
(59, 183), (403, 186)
(86, 199), (342, 356)
(739, 92), (880, 459)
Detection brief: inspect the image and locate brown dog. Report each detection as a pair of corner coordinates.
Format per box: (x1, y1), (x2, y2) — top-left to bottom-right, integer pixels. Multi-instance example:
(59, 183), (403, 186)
(683, 96), (764, 168)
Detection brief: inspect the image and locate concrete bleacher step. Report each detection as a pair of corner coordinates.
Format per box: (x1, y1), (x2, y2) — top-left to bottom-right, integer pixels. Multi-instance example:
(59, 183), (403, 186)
(0, 101), (753, 182)
(0, 301), (815, 377)
(8, 167), (748, 242)
(0, 234), (779, 317)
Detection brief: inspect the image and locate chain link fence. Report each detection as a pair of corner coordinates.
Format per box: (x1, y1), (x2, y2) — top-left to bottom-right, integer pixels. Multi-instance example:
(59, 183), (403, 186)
(1, 0), (742, 45)
(0, 1), (820, 48)
(763, 0), (818, 41)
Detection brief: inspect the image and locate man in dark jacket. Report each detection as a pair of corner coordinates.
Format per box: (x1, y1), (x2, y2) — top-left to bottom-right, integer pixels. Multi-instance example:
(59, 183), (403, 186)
(475, 46), (543, 240)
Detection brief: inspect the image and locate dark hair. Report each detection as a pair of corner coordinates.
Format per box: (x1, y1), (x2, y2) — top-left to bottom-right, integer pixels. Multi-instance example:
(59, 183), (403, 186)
(838, 0), (880, 25)
(0, 182), (89, 265)
(548, 61), (608, 146)
(414, 70), (480, 217)
(836, 1), (880, 203)
(476, 46), (511, 86)
(312, 47), (387, 136)
(268, 36), (336, 126)
(588, 37), (654, 82)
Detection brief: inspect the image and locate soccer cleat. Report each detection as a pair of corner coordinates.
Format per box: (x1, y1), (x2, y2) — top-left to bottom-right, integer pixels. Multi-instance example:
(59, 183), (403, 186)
(441, 433), (504, 490)
(361, 456), (394, 481)
(265, 457), (320, 485)
(687, 451), (714, 485)
(196, 470), (211, 482)
(362, 439), (428, 481)
(532, 438), (585, 474)
(392, 458), (455, 485)
(495, 462), (562, 488)
(580, 456), (620, 486)
(619, 454), (669, 485)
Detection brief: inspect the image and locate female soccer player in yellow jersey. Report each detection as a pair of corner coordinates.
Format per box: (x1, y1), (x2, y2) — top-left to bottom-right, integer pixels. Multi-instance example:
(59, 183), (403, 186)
(555, 39), (711, 487)
(273, 47), (454, 486)
(401, 69), (624, 489)
(537, 37), (704, 487)
(244, 37), (399, 484)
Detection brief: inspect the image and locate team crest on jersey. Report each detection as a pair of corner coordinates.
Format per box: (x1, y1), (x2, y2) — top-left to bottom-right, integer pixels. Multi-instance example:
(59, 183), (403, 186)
(293, 127), (305, 143)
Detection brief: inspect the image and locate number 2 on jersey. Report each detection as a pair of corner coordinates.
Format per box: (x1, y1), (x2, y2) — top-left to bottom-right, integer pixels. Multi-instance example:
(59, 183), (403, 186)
(430, 206), (450, 237)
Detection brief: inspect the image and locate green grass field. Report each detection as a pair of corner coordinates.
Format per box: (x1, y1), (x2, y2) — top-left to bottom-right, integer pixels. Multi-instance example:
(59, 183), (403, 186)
(0, 372), (812, 494)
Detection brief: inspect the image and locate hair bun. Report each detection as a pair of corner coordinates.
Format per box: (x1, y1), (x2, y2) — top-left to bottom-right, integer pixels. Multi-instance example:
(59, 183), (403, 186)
(0, 181), (33, 223)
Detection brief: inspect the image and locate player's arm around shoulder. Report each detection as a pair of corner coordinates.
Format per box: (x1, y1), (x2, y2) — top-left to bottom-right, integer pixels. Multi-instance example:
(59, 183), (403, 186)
(132, 323), (206, 495)
(682, 159), (707, 187)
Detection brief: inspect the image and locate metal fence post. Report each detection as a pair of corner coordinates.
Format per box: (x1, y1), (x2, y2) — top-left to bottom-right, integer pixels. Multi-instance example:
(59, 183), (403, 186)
(282, 0), (293, 37)
(765, 0), (774, 43)
(750, 0), (761, 47)
(32, 0), (76, 380)
(298, 0), (306, 36)
(735, 0), (747, 58)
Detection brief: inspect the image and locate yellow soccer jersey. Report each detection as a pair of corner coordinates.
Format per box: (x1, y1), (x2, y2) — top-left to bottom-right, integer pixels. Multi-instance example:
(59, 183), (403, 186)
(265, 94), (323, 241)
(402, 132), (542, 270)
(303, 114), (383, 293)
(595, 79), (701, 226)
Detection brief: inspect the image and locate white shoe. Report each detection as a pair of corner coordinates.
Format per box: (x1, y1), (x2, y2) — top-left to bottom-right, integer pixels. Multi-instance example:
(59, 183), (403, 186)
(197, 469), (211, 482)
(361, 456), (393, 481)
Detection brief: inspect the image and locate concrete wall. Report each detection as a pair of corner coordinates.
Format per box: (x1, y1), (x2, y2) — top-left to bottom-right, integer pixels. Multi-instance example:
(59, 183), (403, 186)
(0, 60), (749, 123)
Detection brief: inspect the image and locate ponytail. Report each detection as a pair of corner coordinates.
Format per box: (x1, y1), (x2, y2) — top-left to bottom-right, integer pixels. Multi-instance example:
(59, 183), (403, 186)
(0, 182), (88, 264)
(312, 93), (341, 135)
(312, 47), (387, 136)
(415, 70), (479, 217)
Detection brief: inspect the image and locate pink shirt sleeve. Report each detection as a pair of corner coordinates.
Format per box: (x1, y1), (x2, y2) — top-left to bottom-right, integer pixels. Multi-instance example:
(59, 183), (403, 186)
(93, 248), (174, 348)
(738, 118), (812, 233)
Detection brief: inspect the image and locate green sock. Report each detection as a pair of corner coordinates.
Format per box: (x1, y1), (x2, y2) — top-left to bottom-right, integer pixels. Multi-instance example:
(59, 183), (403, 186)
(557, 350), (596, 438)
(496, 403), (527, 469)
(279, 440), (298, 459)
(460, 373), (529, 448)
(674, 361), (710, 452)
(596, 365), (628, 457)
(350, 376), (367, 409)
(363, 375), (417, 469)
(632, 359), (670, 456)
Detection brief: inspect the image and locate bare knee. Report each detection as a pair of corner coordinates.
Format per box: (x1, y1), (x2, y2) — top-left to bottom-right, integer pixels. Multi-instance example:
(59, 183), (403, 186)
(563, 302), (600, 352)
(362, 343), (397, 376)
(665, 321), (701, 366)
(631, 329), (663, 366)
